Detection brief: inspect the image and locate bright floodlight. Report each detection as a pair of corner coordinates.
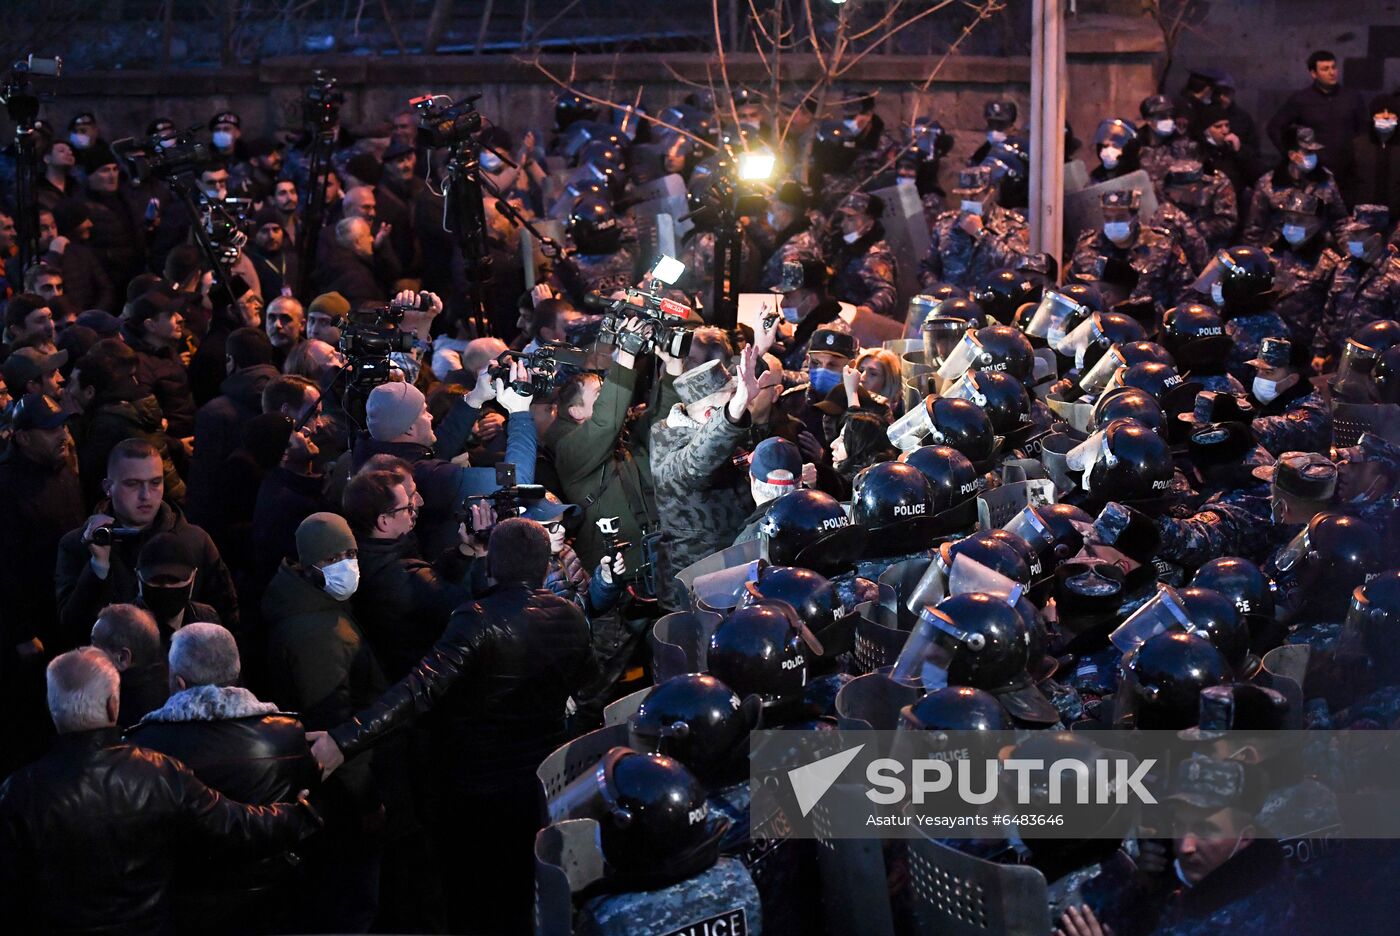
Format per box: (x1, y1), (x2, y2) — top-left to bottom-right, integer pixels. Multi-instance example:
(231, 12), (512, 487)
(652, 255), (686, 285)
(738, 150), (776, 181)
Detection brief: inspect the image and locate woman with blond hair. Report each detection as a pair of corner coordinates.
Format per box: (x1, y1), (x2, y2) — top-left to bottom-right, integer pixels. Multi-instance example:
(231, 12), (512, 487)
(855, 347), (903, 414)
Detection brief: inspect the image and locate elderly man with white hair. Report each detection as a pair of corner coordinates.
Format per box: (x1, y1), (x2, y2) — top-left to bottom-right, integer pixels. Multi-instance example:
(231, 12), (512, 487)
(0, 647), (319, 935)
(128, 622), (319, 934)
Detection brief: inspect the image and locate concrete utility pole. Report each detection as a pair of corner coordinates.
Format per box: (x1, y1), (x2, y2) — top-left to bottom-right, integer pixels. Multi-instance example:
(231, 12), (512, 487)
(1029, 0), (1066, 276)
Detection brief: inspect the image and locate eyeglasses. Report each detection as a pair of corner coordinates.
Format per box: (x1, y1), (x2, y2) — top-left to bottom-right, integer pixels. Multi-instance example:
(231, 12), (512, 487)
(543, 521), (565, 534)
(387, 504), (420, 519)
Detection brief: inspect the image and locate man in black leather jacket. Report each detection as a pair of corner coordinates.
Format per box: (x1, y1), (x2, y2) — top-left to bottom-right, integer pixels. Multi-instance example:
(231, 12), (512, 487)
(310, 517), (599, 935)
(0, 647), (319, 936)
(128, 622), (319, 935)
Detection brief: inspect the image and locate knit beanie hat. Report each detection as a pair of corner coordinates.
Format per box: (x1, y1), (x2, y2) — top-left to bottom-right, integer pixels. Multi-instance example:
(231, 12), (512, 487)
(366, 381), (426, 441)
(296, 512), (357, 567)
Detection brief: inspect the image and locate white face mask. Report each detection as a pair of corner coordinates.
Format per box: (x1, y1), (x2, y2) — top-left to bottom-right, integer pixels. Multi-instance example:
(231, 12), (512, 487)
(844, 118), (862, 134)
(1100, 146), (1122, 170)
(896, 174), (916, 187)
(321, 557), (360, 600)
(765, 211), (779, 229)
(1348, 240), (1369, 258)
(70, 131), (92, 149)
(960, 198), (985, 217)
(211, 130), (234, 150)
(1211, 281), (1226, 306)
(1252, 375), (1281, 403)
(1282, 224), (1310, 246)
(1300, 153), (1318, 171)
(987, 129), (1007, 144)
(1154, 118), (1176, 136)
(1103, 221), (1133, 244)
(1376, 117), (1398, 134)
(842, 229), (862, 244)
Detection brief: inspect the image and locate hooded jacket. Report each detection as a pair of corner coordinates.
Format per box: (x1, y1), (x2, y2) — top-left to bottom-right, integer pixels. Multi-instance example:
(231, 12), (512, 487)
(120, 320), (198, 439)
(75, 385), (187, 511)
(187, 363), (280, 528)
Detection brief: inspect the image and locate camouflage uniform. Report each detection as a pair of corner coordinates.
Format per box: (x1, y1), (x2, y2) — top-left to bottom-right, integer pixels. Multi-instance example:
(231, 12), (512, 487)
(1243, 167), (1348, 248)
(829, 230), (899, 320)
(1153, 496), (1275, 569)
(918, 205), (1030, 290)
(650, 405), (763, 610)
(1270, 241), (1345, 352)
(1248, 381), (1332, 457)
(1316, 250), (1400, 359)
(1161, 170), (1239, 255)
(759, 227), (824, 291)
(921, 190), (947, 233)
(573, 245), (639, 298)
(1069, 224), (1194, 316)
(820, 131), (901, 213)
(575, 857), (762, 936)
(1139, 133), (1202, 192)
(1152, 201), (1211, 273)
(1225, 311), (1291, 382)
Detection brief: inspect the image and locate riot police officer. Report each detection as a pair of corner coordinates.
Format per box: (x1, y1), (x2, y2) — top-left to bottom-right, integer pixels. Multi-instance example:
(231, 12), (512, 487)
(1268, 190), (1345, 355)
(1243, 125), (1348, 247)
(1318, 206), (1400, 366)
(1245, 337), (1332, 456)
(567, 195), (638, 298)
(1089, 118), (1142, 184)
(1192, 244), (1289, 381)
(1155, 159), (1239, 266)
(826, 191), (899, 321)
(968, 99), (1022, 166)
(758, 180), (823, 290)
(1137, 94), (1202, 191)
(1069, 190), (1193, 316)
(919, 165), (1030, 290)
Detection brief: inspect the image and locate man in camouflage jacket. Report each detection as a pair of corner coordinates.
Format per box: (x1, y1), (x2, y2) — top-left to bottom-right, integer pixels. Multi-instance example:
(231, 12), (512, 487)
(919, 165), (1029, 290)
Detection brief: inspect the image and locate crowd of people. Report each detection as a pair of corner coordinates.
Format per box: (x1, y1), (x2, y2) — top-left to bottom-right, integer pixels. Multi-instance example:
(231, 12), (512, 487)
(0, 40), (1399, 936)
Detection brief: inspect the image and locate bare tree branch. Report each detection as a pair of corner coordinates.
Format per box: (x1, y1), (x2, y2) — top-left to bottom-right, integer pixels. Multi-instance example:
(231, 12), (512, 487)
(835, 0), (961, 75)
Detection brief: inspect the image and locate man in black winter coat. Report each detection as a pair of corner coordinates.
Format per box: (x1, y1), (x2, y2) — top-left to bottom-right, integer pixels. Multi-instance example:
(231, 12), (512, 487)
(55, 438), (238, 649)
(1345, 94), (1400, 220)
(120, 284), (198, 440)
(39, 206), (117, 312)
(0, 647), (319, 936)
(1265, 49), (1367, 178)
(128, 622), (320, 936)
(90, 604), (170, 728)
(310, 518), (599, 935)
(309, 217), (387, 306)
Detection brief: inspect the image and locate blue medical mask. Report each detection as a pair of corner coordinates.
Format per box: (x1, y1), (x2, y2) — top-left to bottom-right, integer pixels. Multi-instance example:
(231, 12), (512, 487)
(987, 129), (1007, 144)
(781, 303), (803, 324)
(809, 366), (842, 396)
(1300, 153), (1318, 171)
(1154, 118), (1176, 136)
(212, 130), (234, 151)
(1103, 221), (1133, 244)
(1348, 240), (1369, 258)
(1282, 224), (1310, 246)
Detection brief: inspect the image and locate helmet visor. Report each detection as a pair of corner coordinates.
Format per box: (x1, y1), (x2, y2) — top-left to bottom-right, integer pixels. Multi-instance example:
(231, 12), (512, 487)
(1334, 338), (1383, 397)
(1109, 585), (1193, 653)
(922, 316), (975, 367)
(1273, 527), (1310, 574)
(888, 399), (935, 452)
(1190, 250), (1240, 297)
(947, 553), (1024, 602)
(692, 559), (764, 613)
(942, 372), (988, 407)
(890, 607), (958, 687)
(549, 746), (631, 825)
(1024, 291), (1081, 342)
(936, 332), (984, 383)
(1080, 345), (1129, 395)
(1053, 315), (1100, 369)
(1003, 506), (1055, 556)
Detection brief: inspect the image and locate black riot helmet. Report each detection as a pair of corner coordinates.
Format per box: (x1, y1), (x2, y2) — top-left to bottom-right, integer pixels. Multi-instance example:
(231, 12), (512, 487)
(1079, 340), (1176, 396)
(1342, 570), (1400, 682)
(1191, 557), (1282, 657)
(1002, 502), (1090, 583)
(812, 119), (860, 175)
(942, 369), (1032, 437)
(1118, 631), (1232, 730)
(1332, 319), (1400, 402)
(898, 686), (1013, 732)
(1372, 345), (1400, 404)
(1161, 303), (1231, 371)
(1017, 282), (1100, 350)
(1193, 245), (1276, 319)
(1091, 387), (1166, 436)
(1084, 418), (1174, 505)
(1178, 586), (1251, 673)
(850, 462), (941, 557)
(920, 592), (1034, 693)
(972, 268), (1044, 326)
(757, 489), (866, 576)
(983, 529), (1045, 583)
(627, 675), (761, 786)
(926, 396), (997, 465)
(555, 748), (723, 887)
(707, 601), (818, 712)
(1054, 311), (1147, 375)
(898, 444), (985, 513)
(940, 531), (1032, 586)
(554, 92), (599, 132)
(741, 565), (840, 639)
(578, 140), (628, 198)
(1273, 512), (1382, 619)
(921, 297), (984, 366)
(567, 195), (622, 254)
(938, 324), (1036, 383)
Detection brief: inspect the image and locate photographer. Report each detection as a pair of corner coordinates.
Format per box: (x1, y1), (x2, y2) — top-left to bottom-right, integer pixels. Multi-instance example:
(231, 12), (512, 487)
(54, 438), (237, 653)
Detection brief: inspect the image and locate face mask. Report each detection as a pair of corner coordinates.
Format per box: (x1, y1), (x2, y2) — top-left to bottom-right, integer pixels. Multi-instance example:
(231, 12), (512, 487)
(158, 137), (178, 150)
(70, 132), (92, 149)
(1100, 147), (1121, 170)
(321, 557), (360, 600)
(140, 577), (194, 623)
(1376, 117), (1398, 134)
(1348, 240), (1369, 258)
(1174, 859), (1195, 888)
(920, 660), (950, 691)
(1253, 375), (1281, 403)
(211, 131), (234, 150)
(1300, 153), (1318, 171)
(809, 366), (842, 396)
(987, 129), (1007, 144)
(844, 118), (862, 134)
(766, 211), (779, 229)
(1211, 281), (1225, 306)
(896, 175), (916, 187)
(480, 150), (504, 172)
(780, 303), (802, 323)
(1103, 221), (1133, 244)
(1154, 119), (1176, 136)
(960, 198), (985, 217)
(842, 229), (862, 244)
(1282, 224), (1310, 246)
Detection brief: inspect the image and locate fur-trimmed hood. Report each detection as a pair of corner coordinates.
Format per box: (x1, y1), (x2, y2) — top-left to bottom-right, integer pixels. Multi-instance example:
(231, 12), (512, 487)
(139, 684), (280, 724)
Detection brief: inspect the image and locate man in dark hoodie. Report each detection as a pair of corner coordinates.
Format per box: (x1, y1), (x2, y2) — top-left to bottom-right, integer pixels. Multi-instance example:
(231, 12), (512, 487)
(120, 284), (198, 440)
(187, 328), (280, 528)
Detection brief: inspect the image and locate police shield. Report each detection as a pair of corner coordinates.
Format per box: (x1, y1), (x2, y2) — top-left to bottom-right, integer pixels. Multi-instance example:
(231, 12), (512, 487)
(1065, 169), (1158, 244)
(676, 539), (763, 606)
(977, 478), (1057, 531)
(835, 671), (922, 730)
(1330, 402), (1400, 447)
(537, 723), (632, 823)
(534, 820), (607, 936)
(852, 599), (912, 674)
(521, 218), (567, 289)
(603, 685), (651, 727)
(632, 174), (693, 271)
(650, 610), (724, 682)
(871, 181), (933, 314)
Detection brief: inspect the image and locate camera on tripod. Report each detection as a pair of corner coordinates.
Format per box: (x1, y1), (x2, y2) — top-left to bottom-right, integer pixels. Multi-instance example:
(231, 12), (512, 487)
(485, 344), (589, 397)
(114, 127), (212, 184)
(304, 70), (344, 131)
(411, 93), (483, 148)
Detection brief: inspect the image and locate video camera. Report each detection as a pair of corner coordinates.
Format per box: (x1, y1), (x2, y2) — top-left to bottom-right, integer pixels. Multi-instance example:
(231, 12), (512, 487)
(2, 55), (60, 128)
(460, 465), (547, 542)
(586, 288), (695, 359)
(114, 127), (212, 184)
(337, 297), (424, 389)
(486, 343), (589, 397)
(304, 70), (344, 132)
(411, 93), (483, 149)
